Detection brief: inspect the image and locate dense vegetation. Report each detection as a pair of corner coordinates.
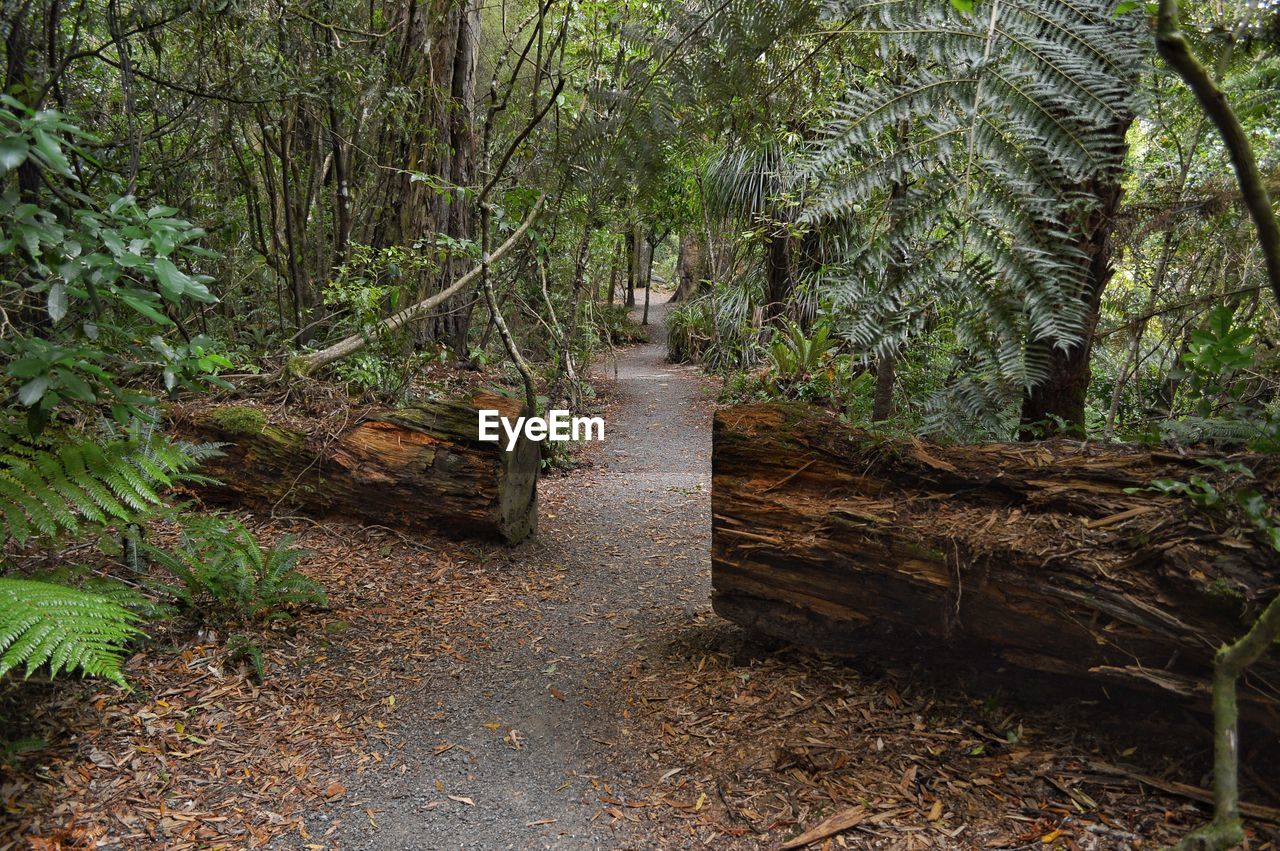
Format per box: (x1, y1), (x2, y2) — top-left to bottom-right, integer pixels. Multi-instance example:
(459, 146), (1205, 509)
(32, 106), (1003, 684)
(1, 0), (1279, 845)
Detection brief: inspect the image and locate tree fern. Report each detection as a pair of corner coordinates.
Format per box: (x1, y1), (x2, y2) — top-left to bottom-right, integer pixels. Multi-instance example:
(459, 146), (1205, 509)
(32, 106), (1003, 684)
(0, 578), (140, 686)
(805, 0), (1145, 431)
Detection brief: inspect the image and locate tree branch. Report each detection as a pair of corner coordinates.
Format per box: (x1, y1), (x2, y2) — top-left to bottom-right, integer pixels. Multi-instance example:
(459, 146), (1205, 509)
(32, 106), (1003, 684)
(1156, 0), (1280, 308)
(291, 195), (545, 376)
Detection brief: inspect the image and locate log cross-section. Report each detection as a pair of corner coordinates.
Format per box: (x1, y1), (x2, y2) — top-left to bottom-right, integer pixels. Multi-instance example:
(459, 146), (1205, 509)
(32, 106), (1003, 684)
(170, 392), (538, 544)
(711, 403), (1280, 724)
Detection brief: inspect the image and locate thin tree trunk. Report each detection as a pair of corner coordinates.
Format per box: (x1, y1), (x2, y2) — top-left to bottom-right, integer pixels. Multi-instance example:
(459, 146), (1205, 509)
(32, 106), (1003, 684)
(626, 226), (637, 307)
(612, 235), (624, 304)
(278, 125), (306, 332)
(550, 219), (594, 404)
(763, 229), (792, 325)
(872, 355), (896, 421)
(1157, 0), (1280, 310)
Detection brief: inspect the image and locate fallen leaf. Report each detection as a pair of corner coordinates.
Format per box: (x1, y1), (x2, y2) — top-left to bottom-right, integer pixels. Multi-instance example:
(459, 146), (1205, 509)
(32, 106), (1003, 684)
(781, 806), (867, 849)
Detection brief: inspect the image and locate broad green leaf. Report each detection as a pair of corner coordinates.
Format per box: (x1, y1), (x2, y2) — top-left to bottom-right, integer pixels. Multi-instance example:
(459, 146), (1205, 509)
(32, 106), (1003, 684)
(0, 136), (28, 171)
(30, 128), (73, 176)
(8, 357), (48, 379)
(17, 376), (50, 406)
(120, 294), (172, 325)
(154, 257), (191, 301)
(47, 281), (67, 322)
(55, 369), (95, 402)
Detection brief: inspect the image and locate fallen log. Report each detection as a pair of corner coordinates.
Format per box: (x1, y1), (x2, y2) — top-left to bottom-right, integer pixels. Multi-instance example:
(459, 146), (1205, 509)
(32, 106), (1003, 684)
(169, 392), (538, 544)
(712, 403), (1280, 723)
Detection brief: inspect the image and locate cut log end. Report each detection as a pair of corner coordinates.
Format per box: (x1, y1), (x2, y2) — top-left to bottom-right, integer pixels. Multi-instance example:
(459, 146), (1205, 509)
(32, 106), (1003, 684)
(170, 392), (538, 545)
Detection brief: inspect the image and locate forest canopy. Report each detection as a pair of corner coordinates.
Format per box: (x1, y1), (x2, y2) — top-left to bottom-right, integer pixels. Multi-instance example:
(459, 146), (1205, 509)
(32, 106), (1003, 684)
(0, 0), (1275, 444)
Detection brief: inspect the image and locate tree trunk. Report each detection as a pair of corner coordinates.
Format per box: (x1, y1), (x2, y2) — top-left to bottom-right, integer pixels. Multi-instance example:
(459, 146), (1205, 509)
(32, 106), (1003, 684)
(763, 229), (792, 325)
(712, 402), (1280, 724)
(436, 0), (482, 355)
(872, 354), (896, 421)
(626, 226), (637, 307)
(1019, 116), (1134, 439)
(671, 231), (706, 303)
(363, 0), (481, 349)
(170, 392), (539, 545)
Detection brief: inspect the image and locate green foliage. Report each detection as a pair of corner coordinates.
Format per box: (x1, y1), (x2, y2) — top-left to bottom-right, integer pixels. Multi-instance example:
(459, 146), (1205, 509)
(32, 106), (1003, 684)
(0, 419), (216, 688)
(767, 321), (837, 382)
(330, 351), (408, 396)
(146, 515), (325, 624)
(704, 142), (800, 226)
(1162, 306), (1280, 449)
(323, 243), (418, 327)
(0, 420), (216, 545)
(665, 278), (765, 372)
(1139, 459), (1280, 552)
(806, 0), (1146, 427)
(0, 577), (140, 686)
(225, 633), (266, 682)
(666, 299), (715, 364)
(596, 303), (646, 345)
(0, 102), (231, 432)
(1180, 306), (1258, 414)
(203, 405), (266, 437)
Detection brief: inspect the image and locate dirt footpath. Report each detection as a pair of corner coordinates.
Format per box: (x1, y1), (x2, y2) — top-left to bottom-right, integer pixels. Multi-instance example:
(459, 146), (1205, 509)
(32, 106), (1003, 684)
(325, 294), (717, 850)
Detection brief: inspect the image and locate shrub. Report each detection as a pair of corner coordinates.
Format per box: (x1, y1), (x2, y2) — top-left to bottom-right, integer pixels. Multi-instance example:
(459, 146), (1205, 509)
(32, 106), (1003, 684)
(147, 515), (325, 625)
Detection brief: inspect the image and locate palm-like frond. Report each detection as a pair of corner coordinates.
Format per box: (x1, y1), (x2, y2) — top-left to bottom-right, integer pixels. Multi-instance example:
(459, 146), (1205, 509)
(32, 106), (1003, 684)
(705, 143), (797, 223)
(807, 0), (1145, 428)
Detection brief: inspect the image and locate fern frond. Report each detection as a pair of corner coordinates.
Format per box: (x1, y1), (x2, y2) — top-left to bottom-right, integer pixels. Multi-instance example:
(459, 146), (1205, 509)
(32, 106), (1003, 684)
(808, 0), (1145, 423)
(0, 420), (215, 545)
(0, 578), (140, 685)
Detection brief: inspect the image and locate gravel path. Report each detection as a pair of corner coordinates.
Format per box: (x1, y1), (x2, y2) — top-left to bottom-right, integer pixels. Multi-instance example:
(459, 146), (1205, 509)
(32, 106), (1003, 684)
(327, 294), (717, 850)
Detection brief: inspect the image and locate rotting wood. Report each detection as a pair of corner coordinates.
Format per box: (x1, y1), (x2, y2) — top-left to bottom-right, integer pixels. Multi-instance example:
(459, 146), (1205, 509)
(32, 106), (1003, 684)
(712, 402), (1280, 725)
(169, 391), (538, 544)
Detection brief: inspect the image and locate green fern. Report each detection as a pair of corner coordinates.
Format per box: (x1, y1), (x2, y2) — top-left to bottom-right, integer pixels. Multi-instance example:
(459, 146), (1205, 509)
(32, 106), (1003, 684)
(146, 515), (325, 623)
(0, 419), (217, 544)
(806, 0), (1145, 430)
(0, 577), (140, 686)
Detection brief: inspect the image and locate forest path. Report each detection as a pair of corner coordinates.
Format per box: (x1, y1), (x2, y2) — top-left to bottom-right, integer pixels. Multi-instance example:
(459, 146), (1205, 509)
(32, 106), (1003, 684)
(327, 292), (717, 850)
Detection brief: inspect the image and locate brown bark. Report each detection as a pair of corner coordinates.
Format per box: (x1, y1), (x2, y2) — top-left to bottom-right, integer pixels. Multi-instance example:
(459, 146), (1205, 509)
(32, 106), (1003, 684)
(671, 231), (706, 303)
(763, 229), (792, 325)
(712, 403), (1280, 724)
(363, 0), (481, 349)
(626, 226), (637, 307)
(170, 392), (539, 545)
(872, 354), (896, 421)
